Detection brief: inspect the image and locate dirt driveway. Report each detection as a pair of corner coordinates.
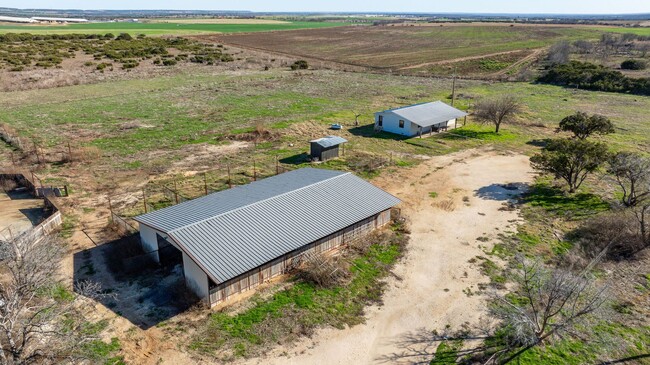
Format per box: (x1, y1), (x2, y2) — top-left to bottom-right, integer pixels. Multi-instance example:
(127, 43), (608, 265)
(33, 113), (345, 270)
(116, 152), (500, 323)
(236, 148), (534, 365)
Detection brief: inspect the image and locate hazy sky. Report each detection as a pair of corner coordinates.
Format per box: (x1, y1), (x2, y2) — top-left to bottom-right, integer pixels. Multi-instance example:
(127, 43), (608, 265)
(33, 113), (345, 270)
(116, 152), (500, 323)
(5, 0), (650, 14)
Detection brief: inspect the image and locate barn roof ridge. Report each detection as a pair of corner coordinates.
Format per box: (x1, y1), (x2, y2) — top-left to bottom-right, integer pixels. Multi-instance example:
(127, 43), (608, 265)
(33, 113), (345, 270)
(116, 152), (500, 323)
(166, 170), (352, 234)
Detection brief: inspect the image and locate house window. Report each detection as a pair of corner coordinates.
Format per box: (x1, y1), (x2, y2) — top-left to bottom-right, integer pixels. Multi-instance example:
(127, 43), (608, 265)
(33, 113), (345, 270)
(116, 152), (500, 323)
(399, 120), (405, 128)
(377, 115), (383, 126)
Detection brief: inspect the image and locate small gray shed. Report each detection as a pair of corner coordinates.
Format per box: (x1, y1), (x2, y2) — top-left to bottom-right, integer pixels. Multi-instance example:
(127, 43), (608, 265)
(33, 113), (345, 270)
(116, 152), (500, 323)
(310, 136), (347, 161)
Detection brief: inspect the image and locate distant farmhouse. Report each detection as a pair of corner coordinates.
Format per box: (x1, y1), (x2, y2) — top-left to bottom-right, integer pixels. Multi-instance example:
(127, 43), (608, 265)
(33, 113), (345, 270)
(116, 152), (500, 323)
(134, 168), (400, 306)
(375, 101), (467, 137)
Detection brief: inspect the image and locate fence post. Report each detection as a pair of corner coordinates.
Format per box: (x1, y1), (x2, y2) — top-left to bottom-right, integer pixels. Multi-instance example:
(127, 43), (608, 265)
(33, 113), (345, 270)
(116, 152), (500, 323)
(203, 172), (208, 196)
(276, 155), (279, 175)
(67, 141), (72, 161)
(227, 162), (232, 188)
(253, 159), (257, 181)
(389, 152), (393, 165)
(108, 196), (113, 223)
(143, 188), (148, 213)
(33, 141), (41, 164)
(173, 180), (179, 204)
(64, 185), (68, 197)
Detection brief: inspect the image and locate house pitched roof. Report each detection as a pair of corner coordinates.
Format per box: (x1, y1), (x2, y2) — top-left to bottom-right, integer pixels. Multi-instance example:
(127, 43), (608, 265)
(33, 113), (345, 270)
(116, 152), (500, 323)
(380, 101), (467, 127)
(310, 136), (348, 148)
(134, 168), (400, 284)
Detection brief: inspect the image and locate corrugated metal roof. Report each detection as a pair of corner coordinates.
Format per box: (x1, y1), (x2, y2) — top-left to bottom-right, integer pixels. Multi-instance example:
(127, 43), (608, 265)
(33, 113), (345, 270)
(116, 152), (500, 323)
(380, 101), (468, 127)
(310, 136), (348, 148)
(134, 168), (400, 284)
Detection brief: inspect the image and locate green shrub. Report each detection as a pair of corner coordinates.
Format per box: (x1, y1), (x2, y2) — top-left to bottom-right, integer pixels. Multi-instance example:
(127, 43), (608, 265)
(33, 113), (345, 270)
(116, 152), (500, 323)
(162, 58), (177, 66)
(621, 59), (647, 70)
(538, 61), (650, 96)
(291, 60), (309, 70)
(115, 33), (133, 41)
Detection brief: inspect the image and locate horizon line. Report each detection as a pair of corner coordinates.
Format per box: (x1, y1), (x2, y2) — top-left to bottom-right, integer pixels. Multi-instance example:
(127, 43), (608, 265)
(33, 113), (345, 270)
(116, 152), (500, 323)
(1, 7), (650, 16)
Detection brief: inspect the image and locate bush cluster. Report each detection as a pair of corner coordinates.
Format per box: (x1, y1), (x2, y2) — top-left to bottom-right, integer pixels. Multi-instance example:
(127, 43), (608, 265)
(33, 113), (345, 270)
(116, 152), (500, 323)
(538, 61), (650, 96)
(0, 32), (233, 71)
(620, 59), (647, 70)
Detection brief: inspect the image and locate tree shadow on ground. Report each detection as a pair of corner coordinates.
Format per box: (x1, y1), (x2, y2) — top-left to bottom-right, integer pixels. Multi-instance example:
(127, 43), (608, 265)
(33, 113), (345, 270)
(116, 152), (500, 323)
(374, 327), (491, 365)
(475, 183), (530, 202)
(526, 138), (553, 148)
(73, 234), (199, 330)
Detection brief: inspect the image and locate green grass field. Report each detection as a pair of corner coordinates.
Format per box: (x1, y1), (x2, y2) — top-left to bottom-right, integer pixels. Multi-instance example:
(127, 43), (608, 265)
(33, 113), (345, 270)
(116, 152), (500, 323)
(0, 21), (347, 36)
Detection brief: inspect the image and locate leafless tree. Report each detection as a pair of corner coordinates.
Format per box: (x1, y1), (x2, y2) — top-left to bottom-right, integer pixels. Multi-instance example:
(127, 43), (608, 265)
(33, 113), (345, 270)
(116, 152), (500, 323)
(0, 232), (113, 364)
(473, 95), (521, 134)
(547, 41), (571, 64)
(573, 40), (594, 55)
(353, 111), (361, 127)
(607, 152), (650, 207)
(487, 255), (607, 364)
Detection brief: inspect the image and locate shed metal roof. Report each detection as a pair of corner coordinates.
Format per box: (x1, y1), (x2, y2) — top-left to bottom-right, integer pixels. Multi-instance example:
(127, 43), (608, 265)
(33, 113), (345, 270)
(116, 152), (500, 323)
(310, 136), (348, 148)
(134, 168), (400, 284)
(379, 101), (467, 127)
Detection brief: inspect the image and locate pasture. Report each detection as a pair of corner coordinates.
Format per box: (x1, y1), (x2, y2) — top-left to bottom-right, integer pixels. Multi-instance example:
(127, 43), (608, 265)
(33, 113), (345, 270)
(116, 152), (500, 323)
(0, 20), (347, 36)
(1, 68), (648, 174)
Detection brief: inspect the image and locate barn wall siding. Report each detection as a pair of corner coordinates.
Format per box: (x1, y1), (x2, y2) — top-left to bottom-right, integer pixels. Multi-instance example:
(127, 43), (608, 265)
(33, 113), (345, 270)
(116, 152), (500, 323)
(207, 209), (392, 306)
(138, 224), (164, 263)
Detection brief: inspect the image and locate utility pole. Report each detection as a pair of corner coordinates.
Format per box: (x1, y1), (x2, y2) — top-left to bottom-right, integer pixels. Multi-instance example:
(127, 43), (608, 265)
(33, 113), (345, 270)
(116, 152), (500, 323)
(451, 67), (457, 107)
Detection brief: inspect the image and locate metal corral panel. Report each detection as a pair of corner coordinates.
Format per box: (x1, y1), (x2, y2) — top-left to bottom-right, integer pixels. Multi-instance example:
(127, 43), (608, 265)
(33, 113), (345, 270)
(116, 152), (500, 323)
(134, 168), (400, 285)
(380, 101), (467, 128)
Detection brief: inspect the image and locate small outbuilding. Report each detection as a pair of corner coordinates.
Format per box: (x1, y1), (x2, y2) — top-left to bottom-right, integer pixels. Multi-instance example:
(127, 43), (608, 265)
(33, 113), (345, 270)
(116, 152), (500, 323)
(374, 101), (468, 137)
(310, 136), (347, 161)
(133, 168), (399, 306)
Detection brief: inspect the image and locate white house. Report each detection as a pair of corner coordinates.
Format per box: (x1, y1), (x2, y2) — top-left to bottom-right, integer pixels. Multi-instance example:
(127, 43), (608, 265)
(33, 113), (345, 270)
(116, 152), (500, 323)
(374, 101), (468, 137)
